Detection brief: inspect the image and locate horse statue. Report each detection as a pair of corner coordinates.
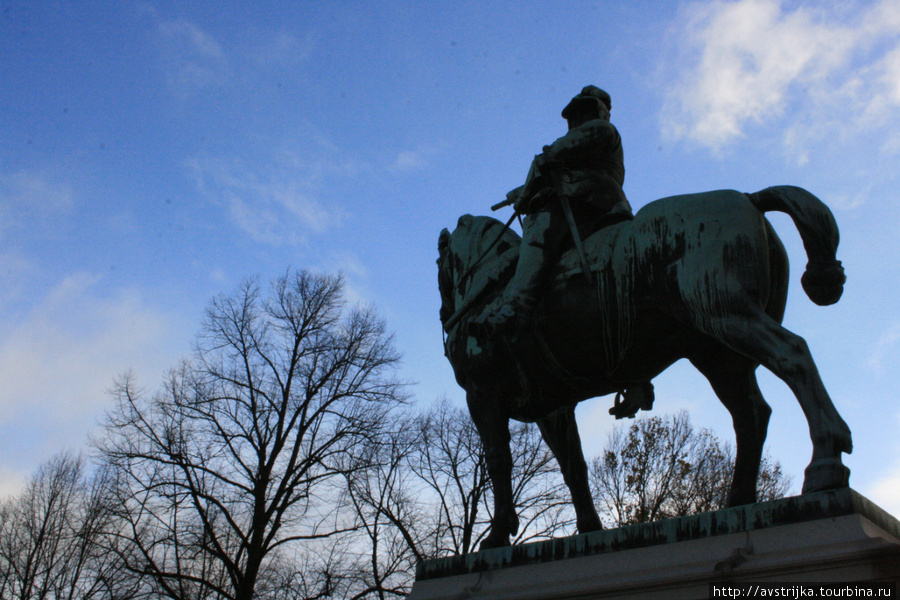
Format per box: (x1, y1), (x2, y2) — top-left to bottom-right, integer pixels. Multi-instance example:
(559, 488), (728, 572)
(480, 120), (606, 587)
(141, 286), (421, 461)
(437, 185), (851, 550)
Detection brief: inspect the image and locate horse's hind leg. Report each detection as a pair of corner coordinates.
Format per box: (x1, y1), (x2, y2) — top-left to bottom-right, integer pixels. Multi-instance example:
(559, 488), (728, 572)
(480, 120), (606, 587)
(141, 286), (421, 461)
(537, 407), (602, 533)
(695, 309), (851, 493)
(690, 348), (771, 506)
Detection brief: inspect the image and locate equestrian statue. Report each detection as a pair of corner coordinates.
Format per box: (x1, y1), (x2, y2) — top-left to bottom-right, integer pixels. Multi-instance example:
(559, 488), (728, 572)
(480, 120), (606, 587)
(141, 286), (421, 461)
(437, 86), (851, 550)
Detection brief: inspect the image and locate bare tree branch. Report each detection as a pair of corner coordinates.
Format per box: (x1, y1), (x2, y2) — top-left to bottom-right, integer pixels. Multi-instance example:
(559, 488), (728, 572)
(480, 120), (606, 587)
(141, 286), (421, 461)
(590, 412), (793, 527)
(95, 270), (405, 600)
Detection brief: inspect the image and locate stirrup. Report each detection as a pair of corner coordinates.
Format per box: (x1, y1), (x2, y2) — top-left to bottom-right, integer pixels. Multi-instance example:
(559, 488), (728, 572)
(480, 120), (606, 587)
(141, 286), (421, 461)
(609, 382), (655, 419)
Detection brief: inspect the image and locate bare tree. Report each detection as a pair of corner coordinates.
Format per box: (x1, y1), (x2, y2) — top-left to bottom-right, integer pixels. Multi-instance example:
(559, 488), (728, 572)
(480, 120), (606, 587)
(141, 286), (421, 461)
(405, 400), (491, 557)
(0, 452), (138, 600)
(335, 399), (577, 597)
(590, 412), (792, 527)
(340, 418), (422, 599)
(403, 400), (574, 557)
(96, 270), (405, 600)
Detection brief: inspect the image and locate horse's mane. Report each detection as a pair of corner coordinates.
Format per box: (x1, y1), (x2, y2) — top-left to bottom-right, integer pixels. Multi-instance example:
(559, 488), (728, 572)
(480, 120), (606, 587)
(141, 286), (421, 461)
(451, 215), (520, 264)
(448, 215), (520, 287)
(438, 215), (520, 332)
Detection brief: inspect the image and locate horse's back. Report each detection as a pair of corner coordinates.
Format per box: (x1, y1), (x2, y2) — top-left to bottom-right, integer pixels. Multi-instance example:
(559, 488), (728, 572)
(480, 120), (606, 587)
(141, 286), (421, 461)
(633, 188), (751, 219)
(630, 189), (766, 262)
(554, 189), (762, 282)
(631, 189), (778, 321)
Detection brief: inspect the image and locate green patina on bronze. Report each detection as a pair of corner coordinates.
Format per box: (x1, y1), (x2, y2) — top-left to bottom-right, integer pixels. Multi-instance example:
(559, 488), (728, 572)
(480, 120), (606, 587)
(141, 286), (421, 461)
(416, 489), (894, 580)
(437, 86), (851, 552)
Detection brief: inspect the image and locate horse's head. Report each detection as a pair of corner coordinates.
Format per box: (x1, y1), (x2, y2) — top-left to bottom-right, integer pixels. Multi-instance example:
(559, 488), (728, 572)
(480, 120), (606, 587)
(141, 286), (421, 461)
(437, 214), (521, 332)
(437, 227), (455, 325)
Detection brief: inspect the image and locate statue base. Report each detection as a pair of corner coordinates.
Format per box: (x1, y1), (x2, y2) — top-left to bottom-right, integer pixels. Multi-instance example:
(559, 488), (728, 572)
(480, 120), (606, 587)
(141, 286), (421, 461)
(409, 489), (900, 599)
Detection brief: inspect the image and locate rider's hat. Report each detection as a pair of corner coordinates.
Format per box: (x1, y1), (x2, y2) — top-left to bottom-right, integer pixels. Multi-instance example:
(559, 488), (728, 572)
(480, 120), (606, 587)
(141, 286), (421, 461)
(561, 85), (611, 120)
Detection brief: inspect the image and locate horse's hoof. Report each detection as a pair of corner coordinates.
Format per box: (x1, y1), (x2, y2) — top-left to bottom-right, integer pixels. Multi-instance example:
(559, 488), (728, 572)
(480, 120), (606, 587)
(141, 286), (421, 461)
(802, 459), (850, 494)
(579, 521), (603, 534)
(577, 513), (603, 533)
(478, 535), (511, 552)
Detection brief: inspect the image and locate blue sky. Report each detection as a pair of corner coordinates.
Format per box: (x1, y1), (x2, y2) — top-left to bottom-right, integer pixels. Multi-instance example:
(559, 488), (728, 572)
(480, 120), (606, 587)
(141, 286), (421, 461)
(3, 0), (900, 516)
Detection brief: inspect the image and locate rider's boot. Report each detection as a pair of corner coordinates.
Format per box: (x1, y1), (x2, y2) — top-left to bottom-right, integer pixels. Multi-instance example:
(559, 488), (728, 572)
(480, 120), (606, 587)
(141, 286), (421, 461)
(601, 197), (633, 227)
(609, 382), (655, 419)
(469, 211), (558, 338)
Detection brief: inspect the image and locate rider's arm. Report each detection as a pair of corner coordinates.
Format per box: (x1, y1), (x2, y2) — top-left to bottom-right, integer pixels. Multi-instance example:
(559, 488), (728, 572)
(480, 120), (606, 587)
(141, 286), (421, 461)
(507, 185), (525, 207)
(540, 119), (620, 164)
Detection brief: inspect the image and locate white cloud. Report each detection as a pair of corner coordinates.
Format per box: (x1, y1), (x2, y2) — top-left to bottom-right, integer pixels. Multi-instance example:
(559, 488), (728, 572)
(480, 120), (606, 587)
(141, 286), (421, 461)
(391, 150), (428, 172)
(209, 267), (227, 283)
(0, 248), (37, 312)
(867, 321), (900, 372)
(0, 273), (171, 421)
(879, 46), (900, 105)
(0, 170), (73, 210)
(0, 467), (27, 500)
(826, 188), (871, 210)
(156, 18), (229, 97)
(325, 250), (368, 278)
(0, 169), (74, 312)
(254, 31), (317, 68)
(186, 148), (350, 246)
(388, 143), (443, 174)
(0, 170), (73, 240)
(662, 0), (900, 154)
(0, 274), (177, 494)
(0, 248), (33, 280)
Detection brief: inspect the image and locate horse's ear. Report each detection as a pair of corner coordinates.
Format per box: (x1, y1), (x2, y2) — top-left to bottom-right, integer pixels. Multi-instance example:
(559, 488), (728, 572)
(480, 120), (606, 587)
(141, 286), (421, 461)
(438, 228), (450, 252)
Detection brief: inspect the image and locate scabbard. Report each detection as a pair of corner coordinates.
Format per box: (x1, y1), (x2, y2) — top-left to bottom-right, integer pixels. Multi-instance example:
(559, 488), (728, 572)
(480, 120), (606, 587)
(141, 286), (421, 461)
(558, 193), (594, 286)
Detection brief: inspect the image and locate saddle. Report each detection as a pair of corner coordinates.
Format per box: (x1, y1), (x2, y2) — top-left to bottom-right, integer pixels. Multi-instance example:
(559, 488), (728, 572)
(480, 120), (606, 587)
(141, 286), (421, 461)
(441, 214), (652, 419)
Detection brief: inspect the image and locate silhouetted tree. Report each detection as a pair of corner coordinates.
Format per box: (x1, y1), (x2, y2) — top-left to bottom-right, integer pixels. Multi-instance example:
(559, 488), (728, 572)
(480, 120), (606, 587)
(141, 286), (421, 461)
(340, 416), (421, 599)
(338, 399), (576, 597)
(408, 400), (574, 555)
(96, 270), (405, 600)
(0, 453), (139, 600)
(589, 412), (792, 527)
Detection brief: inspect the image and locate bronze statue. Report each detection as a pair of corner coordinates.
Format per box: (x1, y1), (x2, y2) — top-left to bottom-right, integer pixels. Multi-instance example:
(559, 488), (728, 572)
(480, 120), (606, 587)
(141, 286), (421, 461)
(438, 90), (851, 551)
(469, 86), (631, 337)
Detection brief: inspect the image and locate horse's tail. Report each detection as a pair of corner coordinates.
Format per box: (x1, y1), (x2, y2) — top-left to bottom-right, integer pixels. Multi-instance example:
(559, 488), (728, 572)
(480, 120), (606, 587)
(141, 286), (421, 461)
(748, 186), (845, 306)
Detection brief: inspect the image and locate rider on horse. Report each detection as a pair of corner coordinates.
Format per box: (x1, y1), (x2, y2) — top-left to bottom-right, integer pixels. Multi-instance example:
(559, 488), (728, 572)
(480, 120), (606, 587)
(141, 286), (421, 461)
(470, 85), (633, 336)
(469, 85), (653, 418)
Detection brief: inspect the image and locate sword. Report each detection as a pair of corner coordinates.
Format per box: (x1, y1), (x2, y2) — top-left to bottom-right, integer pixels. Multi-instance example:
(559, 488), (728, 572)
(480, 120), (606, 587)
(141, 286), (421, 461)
(548, 167), (594, 286)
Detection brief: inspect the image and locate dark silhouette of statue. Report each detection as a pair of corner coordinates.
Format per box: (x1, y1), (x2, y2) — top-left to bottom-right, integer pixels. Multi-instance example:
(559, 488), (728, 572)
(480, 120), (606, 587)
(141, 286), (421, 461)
(470, 86), (631, 337)
(438, 85), (851, 550)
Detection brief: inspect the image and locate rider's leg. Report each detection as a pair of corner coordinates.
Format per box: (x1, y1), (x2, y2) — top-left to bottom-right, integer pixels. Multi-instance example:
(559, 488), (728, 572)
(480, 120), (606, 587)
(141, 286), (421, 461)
(470, 209), (564, 335)
(503, 210), (560, 311)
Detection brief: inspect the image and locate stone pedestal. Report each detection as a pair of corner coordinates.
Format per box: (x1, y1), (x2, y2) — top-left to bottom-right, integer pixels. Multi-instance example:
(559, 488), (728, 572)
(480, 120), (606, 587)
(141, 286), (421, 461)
(409, 489), (900, 599)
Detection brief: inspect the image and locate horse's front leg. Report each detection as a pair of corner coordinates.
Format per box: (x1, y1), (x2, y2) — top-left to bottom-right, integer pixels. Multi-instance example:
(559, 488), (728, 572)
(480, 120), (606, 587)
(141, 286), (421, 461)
(537, 406), (602, 533)
(467, 391), (518, 550)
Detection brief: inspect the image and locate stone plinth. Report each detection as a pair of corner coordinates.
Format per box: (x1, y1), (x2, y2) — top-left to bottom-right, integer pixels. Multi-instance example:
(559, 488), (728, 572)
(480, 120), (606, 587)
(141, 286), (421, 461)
(409, 489), (900, 599)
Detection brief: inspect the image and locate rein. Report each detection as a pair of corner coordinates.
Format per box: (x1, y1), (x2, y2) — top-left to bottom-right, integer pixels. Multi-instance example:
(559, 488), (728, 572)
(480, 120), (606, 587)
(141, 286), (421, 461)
(442, 278), (497, 333)
(454, 210), (519, 292)
(440, 211), (519, 335)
